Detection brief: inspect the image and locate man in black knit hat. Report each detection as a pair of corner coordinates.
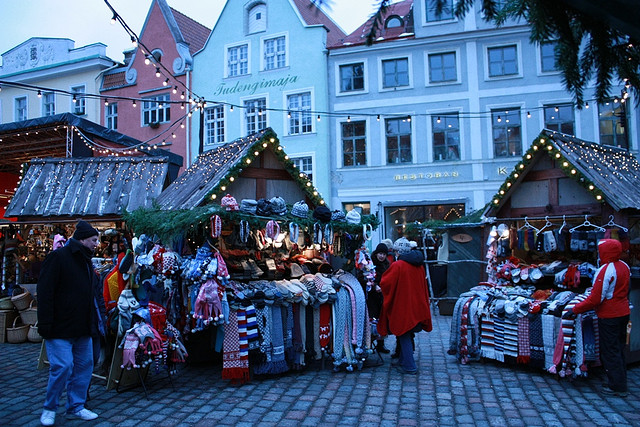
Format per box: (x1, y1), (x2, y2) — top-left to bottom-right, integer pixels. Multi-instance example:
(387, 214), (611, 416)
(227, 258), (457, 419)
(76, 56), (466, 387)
(37, 220), (101, 425)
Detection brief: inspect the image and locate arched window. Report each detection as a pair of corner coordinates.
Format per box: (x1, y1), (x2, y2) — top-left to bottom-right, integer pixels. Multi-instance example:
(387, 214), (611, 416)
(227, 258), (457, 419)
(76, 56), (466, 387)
(385, 16), (403, 29)
(248, 3), (267, 33)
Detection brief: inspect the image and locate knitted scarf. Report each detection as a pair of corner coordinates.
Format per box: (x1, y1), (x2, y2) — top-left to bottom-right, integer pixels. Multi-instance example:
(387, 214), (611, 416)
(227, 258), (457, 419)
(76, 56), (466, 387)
(541, 314), (557, 370)
(559, 293), (588, 377)
(245, 305), (260, 351)
(480, 313), (496, 360)
(517, 316), (530, 364)
(458, 297), (473, 364)
(237, 309), (249, 368)
(493, 317), (505, 362)
(503, 319), (519, 362)
(449, 296), (467, 355)
(339, 273), (366, 355)
(332, 288), (349, 366)
(319, 303), (331, 352)
(254, 306), (288, 374)
(528, 314), (544, 369)
(222, 310), (249, 384)
(255, 306), (272, 361)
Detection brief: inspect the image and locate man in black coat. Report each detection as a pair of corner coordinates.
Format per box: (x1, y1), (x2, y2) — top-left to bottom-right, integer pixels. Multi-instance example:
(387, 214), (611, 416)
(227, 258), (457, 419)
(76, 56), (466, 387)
(37, 221), (101, 425)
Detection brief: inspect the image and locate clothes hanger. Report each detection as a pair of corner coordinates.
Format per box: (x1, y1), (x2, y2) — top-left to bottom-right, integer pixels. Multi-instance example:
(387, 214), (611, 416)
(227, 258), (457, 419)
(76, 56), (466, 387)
(569, 215), (606, 233)
(537, 216), (553, 233)
(558, 215), (567, 234)
(517, 217), (539, 232)
(605, 215), (629, 232)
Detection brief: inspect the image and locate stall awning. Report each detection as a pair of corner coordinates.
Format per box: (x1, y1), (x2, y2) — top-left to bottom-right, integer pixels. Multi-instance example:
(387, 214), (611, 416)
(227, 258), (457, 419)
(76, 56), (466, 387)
(5, 156), (169, 220)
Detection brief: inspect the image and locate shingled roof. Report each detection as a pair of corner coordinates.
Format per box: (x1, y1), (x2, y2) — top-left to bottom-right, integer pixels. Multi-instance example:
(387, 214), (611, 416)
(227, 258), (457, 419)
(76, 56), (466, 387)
(485, 129), (640, 217)
(6, 156), (169, 219)
(291, 0), (347, 47)
(329, 0), (413, 48)
(170, 7), (211, 54)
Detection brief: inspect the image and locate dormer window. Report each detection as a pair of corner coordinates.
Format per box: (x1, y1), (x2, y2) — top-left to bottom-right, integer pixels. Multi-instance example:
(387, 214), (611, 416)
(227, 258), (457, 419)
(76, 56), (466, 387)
(385, 16), (403, 29)
(248, 3), (267, 33)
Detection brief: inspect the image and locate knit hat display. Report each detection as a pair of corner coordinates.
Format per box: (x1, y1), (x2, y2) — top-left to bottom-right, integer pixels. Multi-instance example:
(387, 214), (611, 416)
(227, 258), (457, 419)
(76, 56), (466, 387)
(393, 237), (412, 255)
(346, 210), (361, 224)
(312, 206), (331, 223)
(256, 198), (272, 216)
(72, 220), (99, 240)
(291, 201), (309, 219)
(290, 263), (304, 278)
(381, 238), (394, 250)
(240, 199), (258, 214)
(221, 194), (239, 211)
(270, 196), (287, 215)
(331, 210), (346, 222)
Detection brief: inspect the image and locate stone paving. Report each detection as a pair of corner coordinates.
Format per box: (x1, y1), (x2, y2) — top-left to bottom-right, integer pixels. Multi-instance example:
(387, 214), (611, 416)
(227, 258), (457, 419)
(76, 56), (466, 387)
(1, 313), (639, 426)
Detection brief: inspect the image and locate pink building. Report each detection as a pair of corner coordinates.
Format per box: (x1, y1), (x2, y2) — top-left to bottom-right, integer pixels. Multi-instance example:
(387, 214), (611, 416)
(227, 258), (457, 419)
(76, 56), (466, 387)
(100, 0), (210, 173)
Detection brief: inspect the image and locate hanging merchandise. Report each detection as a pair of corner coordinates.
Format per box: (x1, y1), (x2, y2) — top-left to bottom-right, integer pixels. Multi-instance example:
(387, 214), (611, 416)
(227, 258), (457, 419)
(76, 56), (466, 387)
(210, 215), (222, 238)
(220, 194), (239, 211)
(265, 220), (280, 240)
(239, 220), (250, 244)
(289, 223), (300, 244)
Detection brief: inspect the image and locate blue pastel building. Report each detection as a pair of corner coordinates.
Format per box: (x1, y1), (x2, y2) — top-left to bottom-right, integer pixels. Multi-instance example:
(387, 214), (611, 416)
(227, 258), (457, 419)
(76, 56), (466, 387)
(327, 0), (638, 241)
(189, 0), (345, 201)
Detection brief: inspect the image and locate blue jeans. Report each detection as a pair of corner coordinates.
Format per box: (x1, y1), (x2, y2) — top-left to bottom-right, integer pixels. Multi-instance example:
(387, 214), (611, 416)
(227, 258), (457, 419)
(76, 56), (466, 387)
(44, 336), (93, 413)
(397, 325), (422, 372)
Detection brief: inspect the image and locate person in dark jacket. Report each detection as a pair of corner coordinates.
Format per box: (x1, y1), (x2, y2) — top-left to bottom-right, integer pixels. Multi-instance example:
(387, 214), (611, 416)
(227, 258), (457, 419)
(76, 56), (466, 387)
(370, 242), (392, 353)
(564, 239), (631, 397)
(37, 221), (101, 426)
(379, 238), (432, 374)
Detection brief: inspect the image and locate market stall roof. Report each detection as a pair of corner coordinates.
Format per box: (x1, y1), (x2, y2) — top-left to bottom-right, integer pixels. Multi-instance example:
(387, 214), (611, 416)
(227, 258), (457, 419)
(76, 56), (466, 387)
(484, 129), (640, 218)
(0, 112), (182, 175)
(5, 156), (169, 220)
(155, 128), (325, 210)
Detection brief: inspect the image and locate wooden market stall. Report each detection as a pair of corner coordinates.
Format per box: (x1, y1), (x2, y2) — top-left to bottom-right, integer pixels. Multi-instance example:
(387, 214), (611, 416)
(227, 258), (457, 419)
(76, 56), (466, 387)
(447, 129), (640, 370)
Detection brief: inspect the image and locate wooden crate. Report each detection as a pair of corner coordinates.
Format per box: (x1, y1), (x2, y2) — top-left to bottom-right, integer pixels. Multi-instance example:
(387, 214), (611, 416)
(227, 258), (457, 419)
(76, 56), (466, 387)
(0, 309), (19, 343)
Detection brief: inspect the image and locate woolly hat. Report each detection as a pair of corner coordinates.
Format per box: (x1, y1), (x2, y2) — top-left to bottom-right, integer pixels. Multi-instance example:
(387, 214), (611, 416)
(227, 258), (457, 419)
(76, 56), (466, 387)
(240, 199), (258, 214)
(312, 206), (331, 223)
(133, 307), (151, 324)
(372, 243), (388, 257)
(291, 200), (309, 219)
(381, 239), (394, 251)
(331, 210), (346, 222)
(119, 249), (136, 280)
(346, 210), (361, 224)
(73, 220), (99, 240)
(290, 263), (304, 278)
(221, 194), (239, 211)
(256, 198), (272, 216)
(393, 237), (412, 255)
(270, 196), (287, 215)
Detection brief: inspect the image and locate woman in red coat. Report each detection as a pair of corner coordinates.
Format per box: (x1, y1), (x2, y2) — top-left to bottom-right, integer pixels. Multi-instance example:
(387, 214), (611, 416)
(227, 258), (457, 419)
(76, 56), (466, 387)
(379, 238), (432, 374)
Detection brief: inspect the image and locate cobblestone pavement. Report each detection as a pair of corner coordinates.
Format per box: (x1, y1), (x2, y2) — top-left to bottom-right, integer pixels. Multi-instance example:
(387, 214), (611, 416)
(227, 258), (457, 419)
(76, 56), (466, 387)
(1, 314), (639, 426)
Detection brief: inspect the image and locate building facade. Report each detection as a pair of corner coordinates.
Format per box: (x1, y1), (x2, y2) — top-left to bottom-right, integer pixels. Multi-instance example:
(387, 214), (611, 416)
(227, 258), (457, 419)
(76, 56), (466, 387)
(0, 38), (115, 125)
(327, 0), (638, 241)
(190, 0), (345, 200)
(100, 0), (210, 172)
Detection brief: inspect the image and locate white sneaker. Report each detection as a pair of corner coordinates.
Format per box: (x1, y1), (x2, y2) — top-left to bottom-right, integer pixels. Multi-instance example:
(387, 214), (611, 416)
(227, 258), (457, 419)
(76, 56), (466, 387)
(40, 409), (56, 426)
(67, 407), (98, 421)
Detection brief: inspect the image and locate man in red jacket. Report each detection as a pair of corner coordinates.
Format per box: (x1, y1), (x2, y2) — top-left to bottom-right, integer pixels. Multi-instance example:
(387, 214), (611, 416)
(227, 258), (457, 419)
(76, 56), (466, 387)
(379, 238), (432, 374)
(565, 239), (630, 397)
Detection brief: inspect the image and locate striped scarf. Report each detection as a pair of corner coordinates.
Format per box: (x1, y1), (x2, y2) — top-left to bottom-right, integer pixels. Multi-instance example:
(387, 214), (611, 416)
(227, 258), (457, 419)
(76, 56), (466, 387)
(541, 314), (557, 370)
(244, 305), (259, 351)
(340, 273), (366, 355)
(222, 310), (249, 384)
(480, 314), (496, 360)
(559, 292), (589, 377)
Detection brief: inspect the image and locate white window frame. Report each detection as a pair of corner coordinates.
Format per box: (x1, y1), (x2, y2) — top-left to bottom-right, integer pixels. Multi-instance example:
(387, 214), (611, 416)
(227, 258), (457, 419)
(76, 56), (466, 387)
(426, 107), (465, 162)
(14, 96), (27, 122)
(424, 47), (461, 86)
(261, 32), (288, 71)
(224, 41), (251, 78)
(105, 102), (118, 130)
(339, 118), (368, 168)
(282, 88), (315, 136)
(485, 102), (526, 159)
(378, 55), (413, 92)
(290, 153), (315, 184)
(483, 42), (523, 81)
(204, 104), (226, 145)
(422, 0), (457, 26)
(70, 84), (86, 115)
(42, 91), (55, 117)
(335, 58), (369, 96)
(141, 93), (171, 126)
(382, 114), (415, 165)
(537, 40), (561, 76)
(240, 94), (269, 135)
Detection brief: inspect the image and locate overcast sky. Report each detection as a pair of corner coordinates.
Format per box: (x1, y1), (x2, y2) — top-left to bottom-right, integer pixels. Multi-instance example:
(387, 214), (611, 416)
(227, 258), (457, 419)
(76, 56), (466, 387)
(0, 0), (378, 63)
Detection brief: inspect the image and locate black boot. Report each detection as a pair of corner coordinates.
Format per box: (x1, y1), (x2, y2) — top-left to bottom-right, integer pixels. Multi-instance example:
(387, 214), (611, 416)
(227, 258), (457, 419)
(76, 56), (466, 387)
(376, 340), (390, 354)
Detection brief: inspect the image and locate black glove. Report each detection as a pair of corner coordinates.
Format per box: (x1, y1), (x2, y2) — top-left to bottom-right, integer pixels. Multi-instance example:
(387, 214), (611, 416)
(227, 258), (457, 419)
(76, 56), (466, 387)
(562, 308), (576, 319)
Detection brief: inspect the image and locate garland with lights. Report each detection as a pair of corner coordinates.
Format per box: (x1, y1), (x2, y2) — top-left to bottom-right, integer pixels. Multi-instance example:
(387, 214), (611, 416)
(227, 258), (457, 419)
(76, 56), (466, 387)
(489, 130), (612, 210)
